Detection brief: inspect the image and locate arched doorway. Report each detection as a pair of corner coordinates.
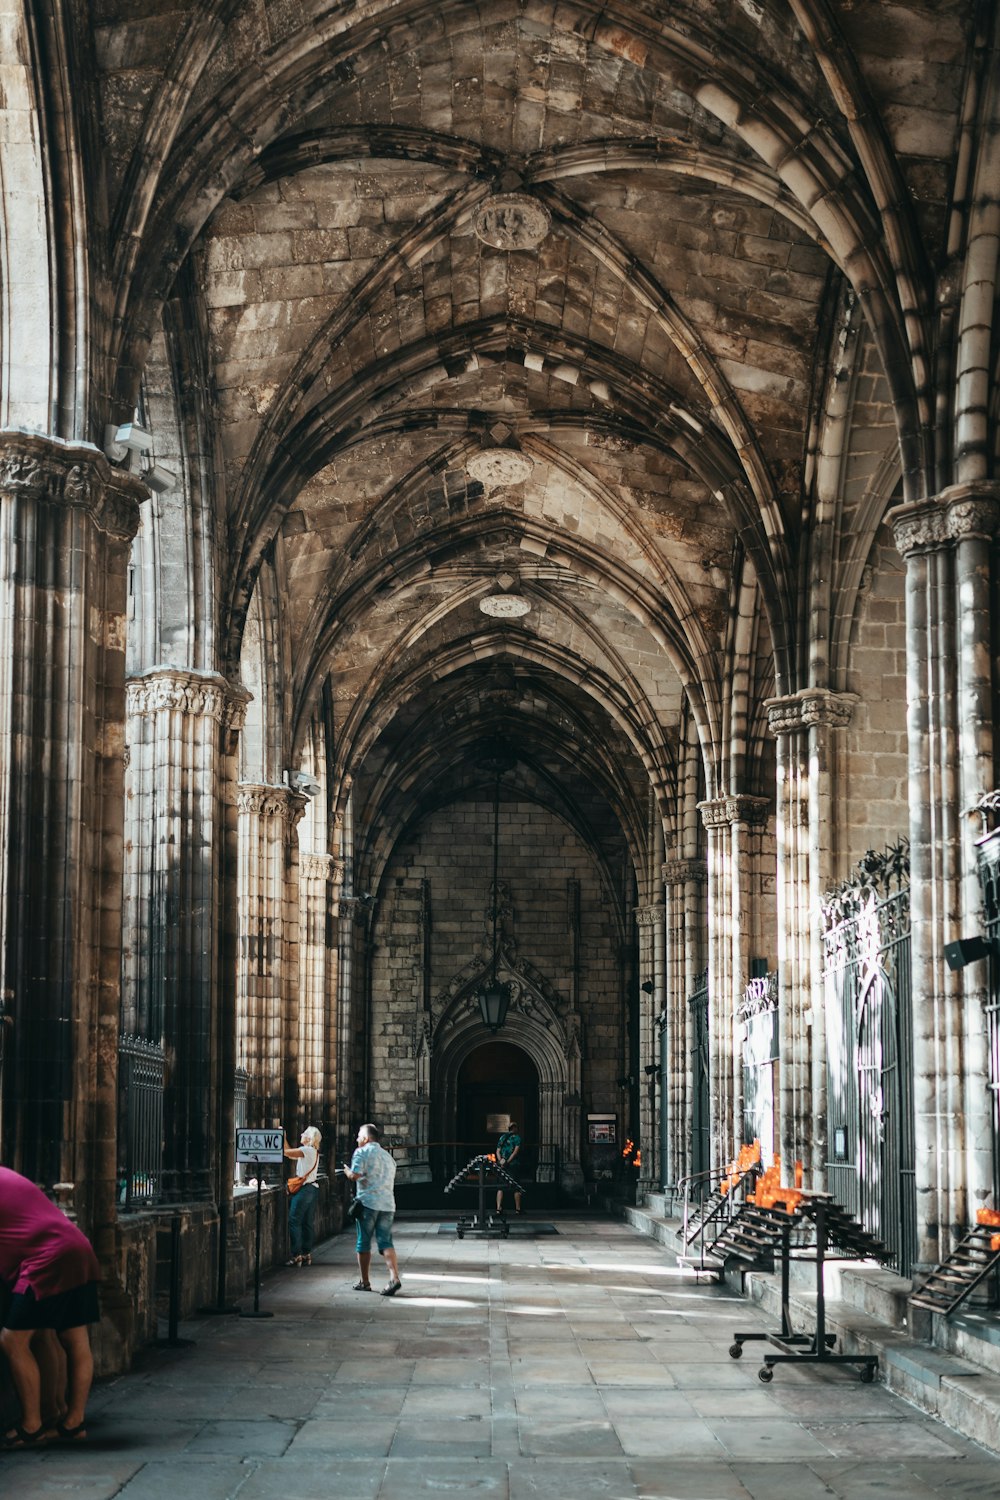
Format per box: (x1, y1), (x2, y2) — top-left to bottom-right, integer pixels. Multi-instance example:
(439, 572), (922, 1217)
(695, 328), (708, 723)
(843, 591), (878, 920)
(456, 1041), (538, 1174)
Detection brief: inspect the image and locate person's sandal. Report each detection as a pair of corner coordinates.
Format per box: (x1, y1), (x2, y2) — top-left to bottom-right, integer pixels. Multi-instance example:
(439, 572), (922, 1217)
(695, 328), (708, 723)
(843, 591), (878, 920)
(353, 1279), (372, 1291)
(56, 1422), (87, 1443)
(1, 1425), (55, 1449)
(380, 1280), (402, 1297)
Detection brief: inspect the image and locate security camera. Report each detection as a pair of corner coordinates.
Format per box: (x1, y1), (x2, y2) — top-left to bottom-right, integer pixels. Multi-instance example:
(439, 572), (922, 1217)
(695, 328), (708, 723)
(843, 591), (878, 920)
(292, 772), (322, 797)
(145, 464), (175, 494)
(114, 422), (154, 452)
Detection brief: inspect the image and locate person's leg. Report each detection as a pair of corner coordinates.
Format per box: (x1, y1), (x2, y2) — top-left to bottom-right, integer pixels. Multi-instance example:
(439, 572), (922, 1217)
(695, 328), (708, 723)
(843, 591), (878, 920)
(32, 1328), (67, 1425)
(287, 1191), (304, 1261)
(55, 1326), (92, 1434)
(301, 1188), (318, 1261)
(514, 1191), (523, 1213)
(355, 1208), (374, 1287)
(496, 1188), (503, 1212)
(376, 1214), (400, 1292)
(0, 1327), (44, 1434)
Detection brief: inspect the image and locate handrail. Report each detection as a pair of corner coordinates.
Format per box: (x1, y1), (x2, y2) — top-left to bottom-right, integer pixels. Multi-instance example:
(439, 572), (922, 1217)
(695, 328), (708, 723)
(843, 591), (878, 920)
(677, 1144), (763, 1269)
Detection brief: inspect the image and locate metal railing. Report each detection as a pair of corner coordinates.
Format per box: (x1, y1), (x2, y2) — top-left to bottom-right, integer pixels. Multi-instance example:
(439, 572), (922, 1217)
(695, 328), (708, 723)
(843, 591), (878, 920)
(117, 1033), (165, 1209)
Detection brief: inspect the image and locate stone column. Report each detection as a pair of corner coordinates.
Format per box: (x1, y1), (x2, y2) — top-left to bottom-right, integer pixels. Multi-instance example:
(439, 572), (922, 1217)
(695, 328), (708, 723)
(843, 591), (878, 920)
(765, 688), (858, 1184)
(890, 483), (1000, 1261)
(697, 795), (770, 1170)
(123, 668), (238, 1201)
(236, 784), (306, 1133)
(298, 851), (332, 1127)
(662, 857), (707, 1189)
(0, 434), (142, 1251)
(635, 901), (662, 1193)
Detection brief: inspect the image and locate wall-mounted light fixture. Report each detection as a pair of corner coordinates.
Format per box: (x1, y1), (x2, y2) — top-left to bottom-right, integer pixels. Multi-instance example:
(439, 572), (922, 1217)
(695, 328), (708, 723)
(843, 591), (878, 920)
(944, 935), (993, 970)
(640, 980), (654, 994)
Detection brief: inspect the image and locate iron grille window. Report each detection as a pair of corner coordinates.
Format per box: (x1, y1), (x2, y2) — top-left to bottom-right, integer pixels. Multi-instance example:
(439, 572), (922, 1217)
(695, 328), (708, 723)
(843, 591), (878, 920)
(740, 971), (778, 1158)
(822, 846), (915, 1277)
(975, 828), (1000, 1208)
(117, 1034), (164, 1209)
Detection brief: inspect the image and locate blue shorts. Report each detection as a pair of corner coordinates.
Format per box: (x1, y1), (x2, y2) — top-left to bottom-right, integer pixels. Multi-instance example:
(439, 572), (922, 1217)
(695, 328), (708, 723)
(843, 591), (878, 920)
(355, 1206), (395, 1255)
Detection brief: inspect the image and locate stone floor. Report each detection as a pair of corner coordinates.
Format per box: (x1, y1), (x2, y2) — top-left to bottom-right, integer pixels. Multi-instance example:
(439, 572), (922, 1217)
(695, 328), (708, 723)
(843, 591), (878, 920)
(3, 1213), (997, 1499)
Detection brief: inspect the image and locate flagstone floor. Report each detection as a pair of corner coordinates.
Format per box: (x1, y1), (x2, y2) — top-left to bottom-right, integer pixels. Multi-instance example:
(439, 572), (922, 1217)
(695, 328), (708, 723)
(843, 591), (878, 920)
(4, 1213), (996, 1499)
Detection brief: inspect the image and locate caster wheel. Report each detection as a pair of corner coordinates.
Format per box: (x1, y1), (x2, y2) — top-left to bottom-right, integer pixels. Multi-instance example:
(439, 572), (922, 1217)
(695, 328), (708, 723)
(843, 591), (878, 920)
(728, 1343), (743, 1359)
(758, 1366), (774, 1383)
(859, 1365), (875, 1384)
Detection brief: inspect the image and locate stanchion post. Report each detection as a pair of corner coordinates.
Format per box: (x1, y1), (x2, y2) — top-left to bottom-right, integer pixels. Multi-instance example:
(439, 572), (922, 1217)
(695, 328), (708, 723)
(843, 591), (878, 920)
(239, 1166), (273, 1319)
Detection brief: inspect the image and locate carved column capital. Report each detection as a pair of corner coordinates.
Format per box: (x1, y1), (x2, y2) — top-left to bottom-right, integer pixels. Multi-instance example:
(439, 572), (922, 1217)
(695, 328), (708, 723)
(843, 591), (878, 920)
(300, 852), (333, 882)
(0, 430), (144, 542)
(764, 688), (859, 735)
(662, 858), (708, 886)
(237, 782), (308, 828)
(889, 482), (1000, 557)
(634, 902), (661, 928)
(697, 794), (770, 829)
(126, 667), (231, 722)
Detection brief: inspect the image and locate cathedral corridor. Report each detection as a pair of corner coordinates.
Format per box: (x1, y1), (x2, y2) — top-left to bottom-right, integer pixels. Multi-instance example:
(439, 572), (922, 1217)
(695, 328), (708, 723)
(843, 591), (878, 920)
(4, 1214), (994, 1500)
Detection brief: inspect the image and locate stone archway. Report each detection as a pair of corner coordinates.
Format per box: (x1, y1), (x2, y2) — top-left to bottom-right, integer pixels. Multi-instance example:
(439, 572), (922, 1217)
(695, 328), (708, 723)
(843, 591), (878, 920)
(431, 963), (584, 1197)
(456, 1039), (538, 1166)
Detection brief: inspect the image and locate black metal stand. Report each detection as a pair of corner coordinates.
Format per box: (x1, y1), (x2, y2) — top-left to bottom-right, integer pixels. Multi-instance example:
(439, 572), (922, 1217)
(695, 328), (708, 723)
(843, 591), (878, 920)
(445, 1154), (524, 1238)
(239, 1175), (274, 1318)
(729, 1198), (877, 1383)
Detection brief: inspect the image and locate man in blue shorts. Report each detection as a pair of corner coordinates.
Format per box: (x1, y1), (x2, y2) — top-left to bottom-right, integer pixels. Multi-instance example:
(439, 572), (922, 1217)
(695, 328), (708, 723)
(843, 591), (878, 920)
(344, 1123), (401, 1296)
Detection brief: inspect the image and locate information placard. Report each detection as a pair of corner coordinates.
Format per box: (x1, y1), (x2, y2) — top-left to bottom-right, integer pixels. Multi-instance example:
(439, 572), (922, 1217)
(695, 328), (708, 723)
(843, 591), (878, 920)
(236, 1127), (284, 1164)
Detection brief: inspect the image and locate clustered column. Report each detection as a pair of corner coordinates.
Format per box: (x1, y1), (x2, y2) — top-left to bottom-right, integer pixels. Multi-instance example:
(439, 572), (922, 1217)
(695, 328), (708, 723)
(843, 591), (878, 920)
(765, 688), (857, 1183)
(0, 435), (142, 1255)
(298, 851), (333, 1128)
(697, 794), (770, 1170)
(890, 483), (1000, 1261)
(123, 668), (238, 1201)
(662, 857), (707, 1190)
(635, 900), (662, 1193)
(236, 785), (307, 1132)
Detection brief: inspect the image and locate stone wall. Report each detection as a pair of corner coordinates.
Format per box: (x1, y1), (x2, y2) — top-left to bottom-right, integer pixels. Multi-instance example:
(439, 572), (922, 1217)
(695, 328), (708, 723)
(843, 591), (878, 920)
(368, 796), (628, 1163)
(843, 526), (909, 864)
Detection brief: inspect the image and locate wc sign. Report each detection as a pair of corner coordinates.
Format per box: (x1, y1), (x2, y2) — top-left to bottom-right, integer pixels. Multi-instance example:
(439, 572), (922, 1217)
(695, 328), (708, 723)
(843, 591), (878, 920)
(236, 1128), (284, 1164)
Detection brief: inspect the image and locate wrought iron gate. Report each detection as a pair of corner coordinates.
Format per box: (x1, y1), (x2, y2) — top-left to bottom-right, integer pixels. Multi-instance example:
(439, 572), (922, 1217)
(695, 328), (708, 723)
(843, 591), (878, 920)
(740, 970), (778, 1162)
(975, 820), (1000, 1208)
(822, 846), (916, 1276)
(689, 970), (710, 1179)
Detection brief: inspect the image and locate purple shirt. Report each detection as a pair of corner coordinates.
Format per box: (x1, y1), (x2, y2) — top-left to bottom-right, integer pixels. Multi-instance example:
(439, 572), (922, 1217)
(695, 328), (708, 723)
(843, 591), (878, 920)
(0, 1167), (100, 1299)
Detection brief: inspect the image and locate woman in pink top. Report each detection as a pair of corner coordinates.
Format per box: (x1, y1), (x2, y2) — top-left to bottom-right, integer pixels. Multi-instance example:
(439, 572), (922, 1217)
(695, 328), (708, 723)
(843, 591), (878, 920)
(0, 1166), (100, 1448)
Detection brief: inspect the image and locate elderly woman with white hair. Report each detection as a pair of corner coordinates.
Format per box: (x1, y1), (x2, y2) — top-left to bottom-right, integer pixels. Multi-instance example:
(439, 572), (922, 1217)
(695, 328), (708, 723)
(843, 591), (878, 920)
(283, 1126), (322, 1266)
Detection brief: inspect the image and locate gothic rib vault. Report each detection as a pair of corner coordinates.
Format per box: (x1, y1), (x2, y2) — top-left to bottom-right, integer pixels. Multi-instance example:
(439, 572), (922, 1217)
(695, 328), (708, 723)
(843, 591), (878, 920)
(1, 0), (999, 1375)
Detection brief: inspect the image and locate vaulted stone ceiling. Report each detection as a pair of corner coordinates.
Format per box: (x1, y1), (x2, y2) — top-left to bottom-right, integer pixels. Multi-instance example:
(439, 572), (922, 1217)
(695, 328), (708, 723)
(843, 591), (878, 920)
(97, 0), (968, 882)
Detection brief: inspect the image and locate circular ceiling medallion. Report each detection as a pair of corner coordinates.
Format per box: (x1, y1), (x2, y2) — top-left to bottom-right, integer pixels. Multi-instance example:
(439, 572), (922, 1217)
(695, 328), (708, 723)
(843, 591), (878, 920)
(466, 448), (534, 491)
(474, 193), (552, 251)
(479, 593), (531, 618)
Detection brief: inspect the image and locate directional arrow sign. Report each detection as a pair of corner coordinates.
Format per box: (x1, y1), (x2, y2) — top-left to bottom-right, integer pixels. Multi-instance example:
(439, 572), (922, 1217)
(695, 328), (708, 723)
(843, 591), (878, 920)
(236, 1127), (284, 1164)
